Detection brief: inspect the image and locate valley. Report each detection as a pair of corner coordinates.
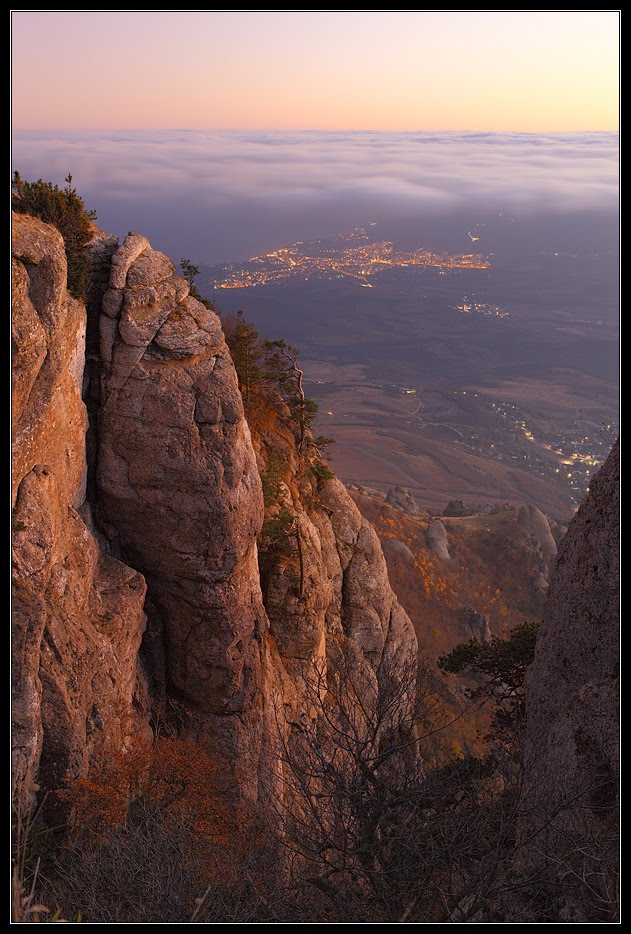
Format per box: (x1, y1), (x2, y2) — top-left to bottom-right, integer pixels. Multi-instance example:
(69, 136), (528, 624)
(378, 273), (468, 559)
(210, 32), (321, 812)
(203, 219), (618, 521)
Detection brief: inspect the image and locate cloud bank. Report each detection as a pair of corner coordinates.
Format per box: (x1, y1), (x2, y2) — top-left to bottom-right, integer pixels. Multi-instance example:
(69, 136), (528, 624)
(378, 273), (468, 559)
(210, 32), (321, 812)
(12, 130), (618, 263)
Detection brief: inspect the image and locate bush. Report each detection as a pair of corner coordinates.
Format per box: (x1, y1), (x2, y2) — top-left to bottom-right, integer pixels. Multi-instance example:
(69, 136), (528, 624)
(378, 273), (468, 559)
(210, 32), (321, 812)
(12, 172), (96, 300)
(43, 796), (292, 923)
(269, 648), (523, 922)
(309, 462), (334, 481)
(40, 737), (293, 922)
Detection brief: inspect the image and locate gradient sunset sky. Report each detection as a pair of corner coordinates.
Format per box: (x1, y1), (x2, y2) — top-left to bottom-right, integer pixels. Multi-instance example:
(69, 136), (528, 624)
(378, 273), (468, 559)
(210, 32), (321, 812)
(12, 11), (618, 132)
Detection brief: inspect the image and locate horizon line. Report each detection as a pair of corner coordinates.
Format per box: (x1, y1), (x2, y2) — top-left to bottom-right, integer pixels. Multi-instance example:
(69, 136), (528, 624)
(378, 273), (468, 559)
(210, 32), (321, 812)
(12, 126), (620, 135)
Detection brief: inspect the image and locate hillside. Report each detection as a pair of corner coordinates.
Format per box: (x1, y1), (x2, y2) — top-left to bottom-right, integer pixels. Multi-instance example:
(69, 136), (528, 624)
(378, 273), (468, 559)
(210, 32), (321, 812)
(347, 485), (555, 756)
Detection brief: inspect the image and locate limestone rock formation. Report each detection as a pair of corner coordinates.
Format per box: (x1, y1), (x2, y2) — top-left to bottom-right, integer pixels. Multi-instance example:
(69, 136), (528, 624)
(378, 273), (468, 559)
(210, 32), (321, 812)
(252, 439), (417, 697)
(461, 607), (491, 643)
(12, 214), (149, 807)
(381, 537), (416, 567)
(516, 503), (557, 565)
(12, 217), (416, 812)
(521, 441), (619, 920)
(96, 234), (268, 792)
(96, 231), (417, 795)
(12, 214), (87, 508)
(424, 518), (452, 563)
(385, 485), (421, 515)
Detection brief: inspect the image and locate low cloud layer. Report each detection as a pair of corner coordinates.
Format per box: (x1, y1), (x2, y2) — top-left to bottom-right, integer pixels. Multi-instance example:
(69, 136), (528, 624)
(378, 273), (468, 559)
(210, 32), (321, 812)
(12, 130), (618, 263)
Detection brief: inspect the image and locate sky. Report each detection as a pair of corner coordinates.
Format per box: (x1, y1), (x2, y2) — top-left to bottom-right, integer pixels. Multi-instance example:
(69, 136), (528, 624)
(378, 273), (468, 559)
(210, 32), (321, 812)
(12, 11), (619, 132)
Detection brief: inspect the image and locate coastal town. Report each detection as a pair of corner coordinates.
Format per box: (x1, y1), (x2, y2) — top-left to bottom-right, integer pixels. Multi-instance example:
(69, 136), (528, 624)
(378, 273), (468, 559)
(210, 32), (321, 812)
(211, 226), (490, 289)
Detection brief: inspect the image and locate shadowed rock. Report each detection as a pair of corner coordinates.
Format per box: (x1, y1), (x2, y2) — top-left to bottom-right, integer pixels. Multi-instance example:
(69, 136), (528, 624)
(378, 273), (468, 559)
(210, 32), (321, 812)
(11, 214), (149, 810)
(462, 607), (491, 643)
(381, 538), (416, 567)
(516, 503), (557, 565)
(520, 441), (619, 921)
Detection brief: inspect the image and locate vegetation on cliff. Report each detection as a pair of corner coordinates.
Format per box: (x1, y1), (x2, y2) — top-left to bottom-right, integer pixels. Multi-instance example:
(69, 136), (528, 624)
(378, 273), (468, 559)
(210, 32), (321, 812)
(12, 172), (96, 300)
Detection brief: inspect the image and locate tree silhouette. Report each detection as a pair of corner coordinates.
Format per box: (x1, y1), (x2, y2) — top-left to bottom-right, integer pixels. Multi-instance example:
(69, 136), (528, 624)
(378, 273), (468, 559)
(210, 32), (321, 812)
(229, 311), (262, 402)
(179, 258), (200, 290)
(263, 340), (316, 451)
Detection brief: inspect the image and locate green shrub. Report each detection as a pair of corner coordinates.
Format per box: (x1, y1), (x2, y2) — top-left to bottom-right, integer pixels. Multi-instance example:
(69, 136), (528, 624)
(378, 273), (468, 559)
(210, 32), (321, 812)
(260, 507), (296, 550)
(12, 172), (96, 300)
(310, 462), (334, 481)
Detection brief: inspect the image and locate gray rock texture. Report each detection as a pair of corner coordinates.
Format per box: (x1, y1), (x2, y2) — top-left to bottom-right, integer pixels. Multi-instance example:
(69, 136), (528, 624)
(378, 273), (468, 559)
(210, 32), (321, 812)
(425, 518), (452, 562)
(97, 231), (417, 797)
(521, 441), (619, 920)
(516, 503), (558, 565)
(11, 214), (149, 809)
(385, 486), (421, 515)
(97, 235), (268, 792)
(381, 538), (416, 567)
(12, 219), (416, 811)
(462, 608), (491, 643)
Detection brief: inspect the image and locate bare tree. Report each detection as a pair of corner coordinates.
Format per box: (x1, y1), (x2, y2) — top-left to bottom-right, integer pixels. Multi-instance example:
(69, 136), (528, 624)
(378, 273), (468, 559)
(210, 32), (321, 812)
(266, 644), (541, 922)
(268, 648), (425, 920)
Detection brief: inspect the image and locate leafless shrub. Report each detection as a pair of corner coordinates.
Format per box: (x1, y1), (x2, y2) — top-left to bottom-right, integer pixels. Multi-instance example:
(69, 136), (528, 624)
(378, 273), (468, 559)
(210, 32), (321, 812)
(41, 797), (296, 923)
(265, 645), (519, 921)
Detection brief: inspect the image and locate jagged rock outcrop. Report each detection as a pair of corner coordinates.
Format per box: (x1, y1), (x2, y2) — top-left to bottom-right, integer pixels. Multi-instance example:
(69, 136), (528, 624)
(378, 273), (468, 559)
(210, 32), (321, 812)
(96, 234), (268, 793)
(462, 607), (491, 643)
(424, 518), (452, 563)
(385, 485), (421, 515)
(12, 218), (416, 811)
(11, 214), (149, 808)
(259, 473), (416, 681)
(516, 503), (557, 565)
(520, 441), (619, 920)
(95, 231), (417, 795)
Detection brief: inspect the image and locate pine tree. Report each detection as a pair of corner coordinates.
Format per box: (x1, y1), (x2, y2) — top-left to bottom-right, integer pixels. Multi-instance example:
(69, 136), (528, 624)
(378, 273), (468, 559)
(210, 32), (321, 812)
(180, 258), (200, 290)
(262, 339), (317, 450)
(229, 311), (262, 402)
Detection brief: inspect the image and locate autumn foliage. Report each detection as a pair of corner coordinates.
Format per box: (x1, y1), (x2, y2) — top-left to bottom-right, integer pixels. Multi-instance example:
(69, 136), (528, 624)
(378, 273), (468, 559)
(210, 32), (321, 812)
(62, 738), (235, 840)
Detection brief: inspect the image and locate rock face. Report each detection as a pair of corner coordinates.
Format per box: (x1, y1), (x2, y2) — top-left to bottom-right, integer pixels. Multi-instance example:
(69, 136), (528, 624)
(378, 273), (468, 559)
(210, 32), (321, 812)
(96, 234), (268, 793)
(12, 218), (416, 811)
(95, 231), (417, 797)
(381, 538), (416, 567)
(521, 441), (619, 920)
(11, 214), (148, 807)
(516, 503), (557, 565)
(385, 486), (421, 515)
(260, 473), (417, 682)
(424, 518), (452, 563)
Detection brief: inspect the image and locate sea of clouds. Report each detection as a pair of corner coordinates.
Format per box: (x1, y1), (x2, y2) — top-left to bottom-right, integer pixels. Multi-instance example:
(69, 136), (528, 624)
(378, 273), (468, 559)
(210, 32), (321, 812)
(12, 130), (618, 263)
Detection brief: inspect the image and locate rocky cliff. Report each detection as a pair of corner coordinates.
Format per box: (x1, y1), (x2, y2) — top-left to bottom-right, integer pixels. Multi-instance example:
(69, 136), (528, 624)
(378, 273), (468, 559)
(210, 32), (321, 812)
(95, 232), (269, 793)
(12, 216), (416, 808)
(521, 440), (619, 920)
(12, 214), (149, 809)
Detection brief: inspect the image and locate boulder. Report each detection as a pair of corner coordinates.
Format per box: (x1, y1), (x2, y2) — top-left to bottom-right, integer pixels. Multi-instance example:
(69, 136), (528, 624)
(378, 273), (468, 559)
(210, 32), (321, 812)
(425, 518), (452, 562)
(385, 486), (421, 515)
